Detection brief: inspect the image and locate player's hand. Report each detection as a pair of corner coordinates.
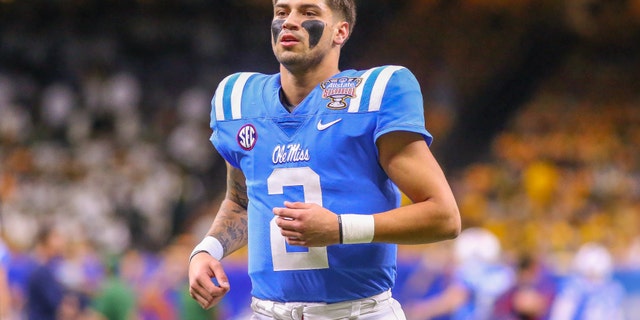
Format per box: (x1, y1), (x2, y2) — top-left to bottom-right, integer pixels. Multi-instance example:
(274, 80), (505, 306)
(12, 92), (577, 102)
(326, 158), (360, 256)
(188, 252), (230, 309)
(273, 201), (340, 247)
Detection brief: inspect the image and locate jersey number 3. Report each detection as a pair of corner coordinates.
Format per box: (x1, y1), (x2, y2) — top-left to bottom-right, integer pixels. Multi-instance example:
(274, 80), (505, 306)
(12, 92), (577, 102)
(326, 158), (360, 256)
(267, 167), (330, 271)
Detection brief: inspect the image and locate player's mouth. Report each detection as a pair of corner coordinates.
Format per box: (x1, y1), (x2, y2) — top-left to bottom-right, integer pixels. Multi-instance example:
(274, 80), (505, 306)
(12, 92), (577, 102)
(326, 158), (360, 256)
(279, 34), (301, 47)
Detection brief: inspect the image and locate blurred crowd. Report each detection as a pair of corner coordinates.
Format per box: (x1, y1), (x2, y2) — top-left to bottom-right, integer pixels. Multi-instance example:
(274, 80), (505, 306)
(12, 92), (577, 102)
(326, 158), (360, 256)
(1, 0), (640, 319)
(452, 52), (640, 270)
(0, 224), (219, 319)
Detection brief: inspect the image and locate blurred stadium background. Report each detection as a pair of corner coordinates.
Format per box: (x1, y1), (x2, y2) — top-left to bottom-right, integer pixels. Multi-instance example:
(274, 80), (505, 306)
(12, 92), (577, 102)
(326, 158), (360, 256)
(1, 0), (639, 319)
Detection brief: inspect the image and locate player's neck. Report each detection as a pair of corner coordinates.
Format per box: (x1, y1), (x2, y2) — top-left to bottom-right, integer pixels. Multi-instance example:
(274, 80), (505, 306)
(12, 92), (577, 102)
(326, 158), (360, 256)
(279, 61), (340, 106)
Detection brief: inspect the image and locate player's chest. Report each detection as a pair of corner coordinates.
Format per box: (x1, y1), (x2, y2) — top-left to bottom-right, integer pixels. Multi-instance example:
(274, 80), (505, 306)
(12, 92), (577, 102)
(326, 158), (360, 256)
(232, 112), (376, 166)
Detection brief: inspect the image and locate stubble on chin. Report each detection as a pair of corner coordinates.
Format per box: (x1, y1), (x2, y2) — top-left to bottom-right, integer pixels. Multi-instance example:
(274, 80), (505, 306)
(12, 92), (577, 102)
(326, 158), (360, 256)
(275, 50), (324, 73)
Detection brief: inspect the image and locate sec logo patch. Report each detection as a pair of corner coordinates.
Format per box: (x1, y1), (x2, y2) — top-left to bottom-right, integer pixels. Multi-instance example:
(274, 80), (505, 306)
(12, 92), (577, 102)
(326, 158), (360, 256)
(237, 124), (257, 150)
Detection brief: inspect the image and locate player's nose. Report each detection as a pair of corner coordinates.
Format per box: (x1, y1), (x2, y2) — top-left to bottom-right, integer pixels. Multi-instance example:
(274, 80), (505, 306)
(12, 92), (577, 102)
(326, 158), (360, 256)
(282, 12), (302, 30)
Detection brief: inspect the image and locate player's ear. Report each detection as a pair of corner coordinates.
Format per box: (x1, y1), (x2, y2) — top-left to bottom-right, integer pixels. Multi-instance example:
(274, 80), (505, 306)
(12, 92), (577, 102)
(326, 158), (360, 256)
(333, 21), (350, 46)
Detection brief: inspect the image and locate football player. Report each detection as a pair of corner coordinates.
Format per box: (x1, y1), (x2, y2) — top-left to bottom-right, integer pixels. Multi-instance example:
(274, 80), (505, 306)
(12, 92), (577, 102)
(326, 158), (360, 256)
(188, 0), (461, 318)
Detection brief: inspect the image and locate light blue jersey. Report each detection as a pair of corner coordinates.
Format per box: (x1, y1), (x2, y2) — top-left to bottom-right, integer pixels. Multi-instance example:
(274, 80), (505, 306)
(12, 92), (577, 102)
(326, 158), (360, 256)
(550, 275), (626, 320)
(210, 66), (431, 303)
(452, 261), (515, 320)
(0, 239), (9, 267)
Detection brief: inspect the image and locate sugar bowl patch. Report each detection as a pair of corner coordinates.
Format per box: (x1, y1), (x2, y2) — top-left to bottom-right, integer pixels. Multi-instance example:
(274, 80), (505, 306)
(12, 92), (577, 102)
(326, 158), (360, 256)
(321, 77), (362, 110)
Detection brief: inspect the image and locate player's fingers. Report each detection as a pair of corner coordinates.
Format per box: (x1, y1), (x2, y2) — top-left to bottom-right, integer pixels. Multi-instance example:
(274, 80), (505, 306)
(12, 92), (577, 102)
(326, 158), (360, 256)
(191, 270), (224, 297)
(283, 201), (311, 209)
(286, 237), (305, 246)
(210, 261), (231, 290)
(194, 273), (220, 295)
(280, 229), (303, 239)
(190, 289), (213, 308)
(275, 215), (299, 231)
(191, 276), (229, 309)
(190, 281), (215, 307)
(273, 206), (300, 220)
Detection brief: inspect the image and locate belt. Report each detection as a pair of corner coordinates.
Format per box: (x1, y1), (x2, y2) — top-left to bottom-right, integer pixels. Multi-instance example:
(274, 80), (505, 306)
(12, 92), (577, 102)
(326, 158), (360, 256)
(251, 290), (392, 320)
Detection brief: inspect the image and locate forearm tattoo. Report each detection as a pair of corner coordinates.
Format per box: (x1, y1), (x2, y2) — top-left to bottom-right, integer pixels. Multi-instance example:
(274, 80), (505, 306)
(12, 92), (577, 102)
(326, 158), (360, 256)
(209, 165), (249, 256)
(227, 167), (249, 210)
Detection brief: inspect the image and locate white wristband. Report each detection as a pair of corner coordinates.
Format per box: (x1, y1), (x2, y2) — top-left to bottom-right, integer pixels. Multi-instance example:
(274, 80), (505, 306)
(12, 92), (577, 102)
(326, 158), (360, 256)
(190, 236), (224, 262)
(340, 214), (375, 244)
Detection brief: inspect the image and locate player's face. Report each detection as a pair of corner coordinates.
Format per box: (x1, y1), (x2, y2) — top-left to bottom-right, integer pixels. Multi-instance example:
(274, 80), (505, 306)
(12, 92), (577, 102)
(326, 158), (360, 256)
(271, 0), (347, 70)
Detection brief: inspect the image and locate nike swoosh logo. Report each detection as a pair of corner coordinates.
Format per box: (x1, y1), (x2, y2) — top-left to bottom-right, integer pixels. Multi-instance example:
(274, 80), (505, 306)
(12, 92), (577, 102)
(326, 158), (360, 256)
(317, 118), (342, 131)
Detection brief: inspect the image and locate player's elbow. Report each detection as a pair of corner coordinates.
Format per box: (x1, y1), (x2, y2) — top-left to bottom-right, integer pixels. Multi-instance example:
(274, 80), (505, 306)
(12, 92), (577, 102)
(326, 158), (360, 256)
(446, 212), (462, 240)
(439, 203), (462, 240)
(413, 201), (461, 243)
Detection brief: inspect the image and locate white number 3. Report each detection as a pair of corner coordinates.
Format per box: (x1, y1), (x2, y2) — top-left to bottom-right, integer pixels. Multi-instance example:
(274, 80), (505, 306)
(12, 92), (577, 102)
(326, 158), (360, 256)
(267, 167), (329, 271)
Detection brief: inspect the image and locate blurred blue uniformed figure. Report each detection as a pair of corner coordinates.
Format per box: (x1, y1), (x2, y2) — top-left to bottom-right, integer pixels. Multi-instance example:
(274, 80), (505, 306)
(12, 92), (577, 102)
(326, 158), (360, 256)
(0, 232), (13, 319)
(406, 227), (515, 320)
(549, 242), (626, 320)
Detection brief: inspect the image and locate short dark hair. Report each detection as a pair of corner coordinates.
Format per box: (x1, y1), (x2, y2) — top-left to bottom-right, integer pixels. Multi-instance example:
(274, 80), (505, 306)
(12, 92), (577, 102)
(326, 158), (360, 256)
(272, 0), (357, 35)
(326, 0), (357, 35)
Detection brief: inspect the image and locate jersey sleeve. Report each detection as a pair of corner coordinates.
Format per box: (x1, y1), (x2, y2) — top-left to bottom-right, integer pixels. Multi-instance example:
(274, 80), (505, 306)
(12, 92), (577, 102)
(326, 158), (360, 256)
(209, 72), (255, 169)
(373, 66), (433, 146)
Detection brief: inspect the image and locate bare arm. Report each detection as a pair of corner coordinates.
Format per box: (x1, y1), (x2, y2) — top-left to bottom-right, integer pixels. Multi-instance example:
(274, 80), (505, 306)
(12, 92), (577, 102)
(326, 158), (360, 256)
(273, 131), (460, 247)
(374, 131), (461, 244)
(188, 161), (248, 309)
(206, 162), (249, 257)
